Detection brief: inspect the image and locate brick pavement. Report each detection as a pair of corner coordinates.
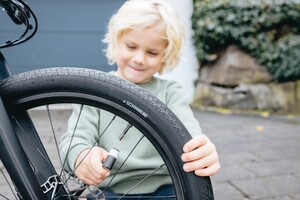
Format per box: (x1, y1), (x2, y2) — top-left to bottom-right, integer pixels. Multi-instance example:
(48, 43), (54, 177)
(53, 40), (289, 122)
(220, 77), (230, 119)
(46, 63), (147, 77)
(1, 108), (300, 199)
(193, 109), (300, 200)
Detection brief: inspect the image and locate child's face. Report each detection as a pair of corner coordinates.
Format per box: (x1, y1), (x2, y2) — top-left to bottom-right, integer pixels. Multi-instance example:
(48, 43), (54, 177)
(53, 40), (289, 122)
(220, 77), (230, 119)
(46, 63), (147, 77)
(115, 25), (167, 84)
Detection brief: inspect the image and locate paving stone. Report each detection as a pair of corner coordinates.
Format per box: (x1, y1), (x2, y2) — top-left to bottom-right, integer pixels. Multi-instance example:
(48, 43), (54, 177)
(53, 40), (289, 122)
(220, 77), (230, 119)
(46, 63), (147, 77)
(0, 167), (15, 199)
(290, 194), (300, 200)
(244, 159), (300, 177)
(259, 195), (295, 200)
(212, 164), (255, 182)
(211, 182), (248, 200)
(218, 138), (270, 154)
(0, 184), (15, 200)
(231, 175), (300, 199)
(219, 151), (260, 166)
(251, 147), (300, 162)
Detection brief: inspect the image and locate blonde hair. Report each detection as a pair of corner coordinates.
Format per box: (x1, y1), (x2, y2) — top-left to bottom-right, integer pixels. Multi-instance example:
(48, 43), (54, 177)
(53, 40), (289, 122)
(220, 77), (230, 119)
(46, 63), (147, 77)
(102, 0), (185, 73)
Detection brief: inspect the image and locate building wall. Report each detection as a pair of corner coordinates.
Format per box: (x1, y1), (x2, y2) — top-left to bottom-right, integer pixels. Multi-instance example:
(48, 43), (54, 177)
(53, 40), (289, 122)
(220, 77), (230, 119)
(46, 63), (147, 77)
(1, 0), (124, 75)
(162, 0), (199, 101)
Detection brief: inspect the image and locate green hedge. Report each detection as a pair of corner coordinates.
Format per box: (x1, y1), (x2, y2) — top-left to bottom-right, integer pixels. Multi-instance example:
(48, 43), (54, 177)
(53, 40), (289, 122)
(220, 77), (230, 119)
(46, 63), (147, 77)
(192, 0), (300, 82)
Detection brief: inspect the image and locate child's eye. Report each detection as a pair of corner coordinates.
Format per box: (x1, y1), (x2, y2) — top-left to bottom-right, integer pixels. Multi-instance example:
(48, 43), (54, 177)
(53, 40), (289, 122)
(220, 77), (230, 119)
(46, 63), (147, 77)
(148, 51), (158, 56)
(126, 44), (136, 49)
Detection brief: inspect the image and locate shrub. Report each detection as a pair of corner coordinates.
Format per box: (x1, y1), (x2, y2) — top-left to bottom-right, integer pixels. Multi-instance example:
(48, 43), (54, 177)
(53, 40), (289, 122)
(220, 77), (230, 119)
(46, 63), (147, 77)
(192, 0), (300, 82)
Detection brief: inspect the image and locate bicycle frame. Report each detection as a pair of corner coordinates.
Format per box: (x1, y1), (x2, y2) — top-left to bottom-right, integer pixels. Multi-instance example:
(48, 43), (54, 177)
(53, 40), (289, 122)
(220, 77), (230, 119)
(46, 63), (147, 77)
(0, 52), (49, 199)
(1, 53), (70, 198)
(0, 52), (42, 199)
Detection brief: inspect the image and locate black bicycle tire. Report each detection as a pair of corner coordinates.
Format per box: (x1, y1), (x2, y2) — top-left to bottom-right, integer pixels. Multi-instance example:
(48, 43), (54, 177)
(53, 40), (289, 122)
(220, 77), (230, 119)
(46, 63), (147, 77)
(0, 67), (214, 200)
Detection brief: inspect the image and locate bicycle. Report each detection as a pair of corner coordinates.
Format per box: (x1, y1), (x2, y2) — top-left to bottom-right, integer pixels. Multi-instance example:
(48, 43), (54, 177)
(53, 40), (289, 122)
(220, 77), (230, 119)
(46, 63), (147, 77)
(0, 0), (214, 199)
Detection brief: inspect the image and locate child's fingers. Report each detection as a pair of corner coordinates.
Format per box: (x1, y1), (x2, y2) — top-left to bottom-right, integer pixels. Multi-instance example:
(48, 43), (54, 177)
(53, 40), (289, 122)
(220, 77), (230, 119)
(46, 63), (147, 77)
(183, 135), (208, 153)
(181, 142), (214, 162)
(90, 154), (110, 178)
(80, 166), (109, 186)
(183, 151), (219, 176)
(194, 161), (221, 177)
(183, 151), (216, 172)
(75, 147), (110, 185)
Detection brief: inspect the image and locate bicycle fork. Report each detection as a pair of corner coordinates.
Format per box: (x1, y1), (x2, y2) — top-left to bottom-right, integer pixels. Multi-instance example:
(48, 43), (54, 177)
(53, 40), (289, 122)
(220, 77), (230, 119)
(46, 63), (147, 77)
(0, 98), (47, 199)
(0, 51), (44, 199)
(0, 52), (71, 199)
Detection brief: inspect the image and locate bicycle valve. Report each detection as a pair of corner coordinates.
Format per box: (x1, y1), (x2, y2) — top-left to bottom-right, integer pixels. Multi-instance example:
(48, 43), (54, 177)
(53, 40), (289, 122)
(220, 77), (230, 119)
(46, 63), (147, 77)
(102, 148), (119, 170)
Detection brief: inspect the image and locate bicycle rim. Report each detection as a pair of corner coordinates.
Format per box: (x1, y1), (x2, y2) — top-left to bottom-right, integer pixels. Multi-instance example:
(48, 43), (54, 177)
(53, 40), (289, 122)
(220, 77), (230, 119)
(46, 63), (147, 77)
(0, 67), (213, 200)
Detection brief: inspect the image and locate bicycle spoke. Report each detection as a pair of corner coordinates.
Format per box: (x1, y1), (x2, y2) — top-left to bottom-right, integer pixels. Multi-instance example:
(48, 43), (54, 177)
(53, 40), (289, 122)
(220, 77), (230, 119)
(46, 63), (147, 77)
(73, 111), (117, 172)
(118, 164), (167, 200)
(0, 194), (10, 200)
(0, 167), (18, 200)
(103, 134), (144, 190)
(57, 105), (122, 198)
(59, 110), (170, 199)
(56, 108), (172, 199)
(45, 104), (70, 191)
(4, 104), (174, 199)
(61, 104), (84, 176)
(46, 105), (63, 170)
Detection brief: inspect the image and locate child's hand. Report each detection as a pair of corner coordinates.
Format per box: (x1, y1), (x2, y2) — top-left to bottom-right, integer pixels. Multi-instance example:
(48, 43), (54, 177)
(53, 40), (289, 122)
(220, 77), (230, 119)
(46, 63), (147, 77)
(75, 147), (110, 186)
(181, 135), (220, 176)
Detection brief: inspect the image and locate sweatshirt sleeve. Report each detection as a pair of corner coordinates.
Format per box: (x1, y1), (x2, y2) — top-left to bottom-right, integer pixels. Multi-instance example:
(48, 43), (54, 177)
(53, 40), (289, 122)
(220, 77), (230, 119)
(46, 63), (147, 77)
(59, 104), (100, 171)
(165, 81), (203, 137)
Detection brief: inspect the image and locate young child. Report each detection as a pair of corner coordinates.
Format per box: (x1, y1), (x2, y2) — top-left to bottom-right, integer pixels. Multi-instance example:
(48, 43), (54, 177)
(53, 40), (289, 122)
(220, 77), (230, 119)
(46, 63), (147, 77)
(60, 0), (220, 199)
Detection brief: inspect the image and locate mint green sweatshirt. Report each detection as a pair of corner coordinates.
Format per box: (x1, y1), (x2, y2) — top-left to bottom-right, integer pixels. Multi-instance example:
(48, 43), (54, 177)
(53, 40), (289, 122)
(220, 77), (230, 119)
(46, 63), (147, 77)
(59, 76), (203, 194)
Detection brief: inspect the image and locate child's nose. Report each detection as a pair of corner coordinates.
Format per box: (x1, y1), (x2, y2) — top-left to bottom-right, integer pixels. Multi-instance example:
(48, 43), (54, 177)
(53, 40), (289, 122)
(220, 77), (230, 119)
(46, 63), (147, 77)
(132, 51), (145, 65)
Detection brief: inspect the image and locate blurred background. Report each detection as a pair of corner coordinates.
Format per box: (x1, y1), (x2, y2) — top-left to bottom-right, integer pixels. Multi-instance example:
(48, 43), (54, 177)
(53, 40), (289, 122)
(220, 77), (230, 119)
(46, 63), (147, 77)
(191, 0), (300, 115)
(0, 0), (123, 74)
(1, 0), (300, 199)
(1, 0), (299, 114)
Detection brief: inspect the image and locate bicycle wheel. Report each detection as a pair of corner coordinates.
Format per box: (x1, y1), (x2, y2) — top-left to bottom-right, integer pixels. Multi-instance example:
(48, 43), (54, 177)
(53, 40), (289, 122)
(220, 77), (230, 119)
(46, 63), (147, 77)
(0, 67), (214, 200)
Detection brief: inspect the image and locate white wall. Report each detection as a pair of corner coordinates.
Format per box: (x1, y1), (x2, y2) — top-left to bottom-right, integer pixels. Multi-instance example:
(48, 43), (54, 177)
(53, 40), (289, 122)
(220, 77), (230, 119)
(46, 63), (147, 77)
(161, 0), (199, 102)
